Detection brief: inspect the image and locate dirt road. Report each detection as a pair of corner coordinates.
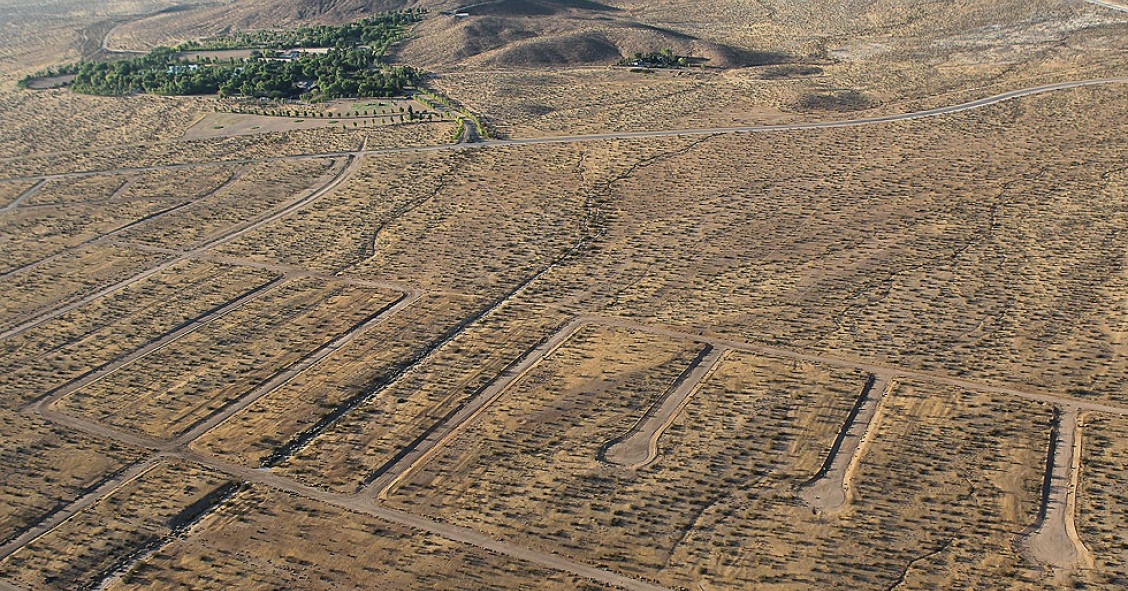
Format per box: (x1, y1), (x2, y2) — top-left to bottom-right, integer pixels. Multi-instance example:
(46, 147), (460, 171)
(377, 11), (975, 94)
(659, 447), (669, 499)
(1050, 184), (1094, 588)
(1022, 407), (1093, 573)
(799, 374), (892, 512)
(603, 345), (727, 469)
(0, 153), (361, 342)
(3, 77), (1128, 185)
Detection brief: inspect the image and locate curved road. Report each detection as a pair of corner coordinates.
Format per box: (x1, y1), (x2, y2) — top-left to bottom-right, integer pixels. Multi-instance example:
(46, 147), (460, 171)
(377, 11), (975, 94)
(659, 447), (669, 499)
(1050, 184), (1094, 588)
(2, 77), (1128, 184)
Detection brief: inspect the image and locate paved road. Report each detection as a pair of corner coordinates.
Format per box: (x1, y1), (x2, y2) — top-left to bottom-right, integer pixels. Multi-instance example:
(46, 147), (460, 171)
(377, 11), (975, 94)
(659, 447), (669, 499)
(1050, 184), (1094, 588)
(2, 77), (1127, 184)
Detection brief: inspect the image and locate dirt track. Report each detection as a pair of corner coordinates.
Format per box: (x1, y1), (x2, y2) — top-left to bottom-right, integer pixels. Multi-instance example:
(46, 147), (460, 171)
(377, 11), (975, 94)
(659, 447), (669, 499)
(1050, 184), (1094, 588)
(0, 180), (43, 211)
(1084, 0), (1128, 13)
(603, 345), (727, 469)
(0, 151), (363, 342)
(5, 75), (1128, 590)
(3, 77), (1128, 185)
(799, 373), (892, 512)
(1022, 407), (1093, 574)
(7, 317), (1128, 591)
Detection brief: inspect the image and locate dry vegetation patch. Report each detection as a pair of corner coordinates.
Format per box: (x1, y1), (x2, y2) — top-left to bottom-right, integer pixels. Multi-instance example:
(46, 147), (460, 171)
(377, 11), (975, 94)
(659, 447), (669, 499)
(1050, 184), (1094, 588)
(387, 329), (865, 587)
(112, 159), (334, 249)
(106, 485), (613, 591)
(56, 276), (403, 439)
(0, 260), (277, 409)
(0, 410), (142, 547)
(0, 243), (166, 332)
(0, 460), (233, 591)
(1076, 413), (1128, 589)
(277, 302), (575, 492)
(192, 292), (482, 467)
(217, 144), (591, 294)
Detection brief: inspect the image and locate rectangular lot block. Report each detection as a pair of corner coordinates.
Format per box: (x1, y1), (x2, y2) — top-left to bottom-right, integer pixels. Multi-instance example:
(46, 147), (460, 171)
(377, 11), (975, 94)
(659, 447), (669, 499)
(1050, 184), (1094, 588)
(0, 460), (233, 591)
(56, 276), (403, 439)
(0, 260), (277, 409)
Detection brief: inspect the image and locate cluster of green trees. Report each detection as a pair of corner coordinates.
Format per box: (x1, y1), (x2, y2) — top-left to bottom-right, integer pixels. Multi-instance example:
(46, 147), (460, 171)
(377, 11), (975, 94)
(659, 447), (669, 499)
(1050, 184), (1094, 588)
(22, 11), (425, 99)
(619, 48), (690, 68)
(15, 63), (81, 88)
(176, 10), (423, 52)
(69, 47), (419, 99)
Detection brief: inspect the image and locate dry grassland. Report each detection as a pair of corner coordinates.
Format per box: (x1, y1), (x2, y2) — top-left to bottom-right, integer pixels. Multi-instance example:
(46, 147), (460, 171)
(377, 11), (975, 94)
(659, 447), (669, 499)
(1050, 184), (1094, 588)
(0, 460), (233, 591)
(0, 129), (348, 181)
(106, 485), (613, 591)
(218, 144), (590, 293)
(0, 0), (1126, 587)
(0, 260), (277, 409)
(662, 378), (1050, 590)
(22, 167), (238, 207)
(0, 90), (207, 160)
(0, 410), (142, 546)
(386, 327), (866, 587)
(192, 292), (483, 467)
(1076, 413), (1128, 589)
(0, 120), (457, 181)
(56, 276), (403, 439)
(20, 175), (133, 206)
(111, 159), (333, 249)
(479, 87), (1128, 405)
(277, 302), (574, 492)
(0, 181), (38, 208)
(430, 68), (809, 138)
(0, 244), (165, 331)
(1, 201), (171, 269)
(0, 0), (183, 76)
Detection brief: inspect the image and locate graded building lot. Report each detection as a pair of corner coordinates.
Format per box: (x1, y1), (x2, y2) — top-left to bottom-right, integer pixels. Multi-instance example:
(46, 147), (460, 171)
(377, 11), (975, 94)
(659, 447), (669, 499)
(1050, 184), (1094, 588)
(104, 485), (614, 591)
(0, 410), (142, 548)
(385, 327), (865, 586)
(0, 259), (277, 410)
(1076, 413), (1128, 589)
(191, 291), (483, 467)
(0, 460), (233, 591)
(55, 276), (404, 439)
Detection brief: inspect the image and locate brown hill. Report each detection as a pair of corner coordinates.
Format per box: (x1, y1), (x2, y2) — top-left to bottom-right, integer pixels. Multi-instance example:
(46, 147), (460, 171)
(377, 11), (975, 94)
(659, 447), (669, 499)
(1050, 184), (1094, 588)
(106, 0), (787, 69)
